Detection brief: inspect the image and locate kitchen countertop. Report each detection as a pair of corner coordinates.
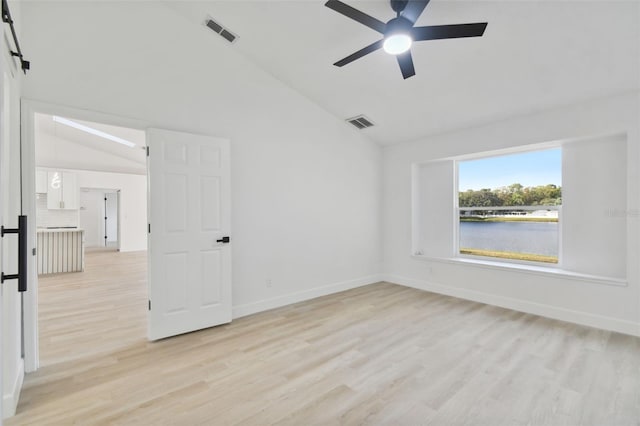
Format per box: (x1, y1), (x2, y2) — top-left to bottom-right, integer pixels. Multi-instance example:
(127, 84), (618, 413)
(36, 228), (84, 233)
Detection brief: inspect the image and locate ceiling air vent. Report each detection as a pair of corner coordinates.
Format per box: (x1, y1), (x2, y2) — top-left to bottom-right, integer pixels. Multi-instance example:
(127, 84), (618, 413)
(346, 115), (374, 130)
(205, 18), (238, 44)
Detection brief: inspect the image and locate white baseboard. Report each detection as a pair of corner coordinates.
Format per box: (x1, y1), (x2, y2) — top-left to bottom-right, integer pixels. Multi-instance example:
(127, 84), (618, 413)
(232, 274), (383, 319)
(2, 358), (24, 419)
(383, 274), (640, 337)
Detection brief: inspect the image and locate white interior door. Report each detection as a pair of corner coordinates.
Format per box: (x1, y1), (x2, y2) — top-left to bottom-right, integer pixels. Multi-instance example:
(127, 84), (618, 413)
(105, 192), (118, 245)
(79, 189), (104, 247)
(0, 70), (6, 424)
(147, 128), (231, 341)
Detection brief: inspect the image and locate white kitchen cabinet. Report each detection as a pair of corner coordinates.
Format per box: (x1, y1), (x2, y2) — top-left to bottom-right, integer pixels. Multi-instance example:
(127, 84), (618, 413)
(35, 169), (48, 193)
(46, 171), (79, 210)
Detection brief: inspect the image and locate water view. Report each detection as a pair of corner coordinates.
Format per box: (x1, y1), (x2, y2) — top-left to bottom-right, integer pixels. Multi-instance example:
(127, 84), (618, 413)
(458, 148), (562, 263)
(459, 221), (559, 259)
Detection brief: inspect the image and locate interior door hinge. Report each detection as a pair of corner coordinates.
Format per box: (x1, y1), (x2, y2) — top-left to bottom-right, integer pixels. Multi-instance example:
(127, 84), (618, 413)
(148, 300), (151, 310)
(148, 223), (151, 234)
(146, 146), (149, 157)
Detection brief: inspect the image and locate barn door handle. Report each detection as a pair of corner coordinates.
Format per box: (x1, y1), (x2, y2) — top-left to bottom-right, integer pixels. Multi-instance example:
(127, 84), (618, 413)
(216, 236), (231, 243)
(1, 215), (28, 292)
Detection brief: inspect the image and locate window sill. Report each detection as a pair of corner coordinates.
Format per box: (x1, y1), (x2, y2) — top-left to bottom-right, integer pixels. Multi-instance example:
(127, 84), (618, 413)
(411, 255), (628, 287)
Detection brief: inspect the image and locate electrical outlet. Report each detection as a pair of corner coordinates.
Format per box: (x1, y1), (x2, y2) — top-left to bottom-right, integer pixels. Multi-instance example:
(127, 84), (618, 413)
(266, 279), (272, 288)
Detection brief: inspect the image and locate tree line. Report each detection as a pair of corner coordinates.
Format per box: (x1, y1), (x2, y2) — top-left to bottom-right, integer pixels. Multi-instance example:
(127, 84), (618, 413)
(459, 183), (561, 207)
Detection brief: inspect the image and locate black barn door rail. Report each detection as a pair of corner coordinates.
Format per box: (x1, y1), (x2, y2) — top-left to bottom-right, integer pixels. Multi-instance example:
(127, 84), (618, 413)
(1, 215), (28, 292)
(1, 0), (29, 73)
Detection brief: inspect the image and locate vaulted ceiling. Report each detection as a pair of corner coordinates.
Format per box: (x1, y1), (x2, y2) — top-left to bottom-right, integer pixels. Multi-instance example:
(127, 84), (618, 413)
(35, 113), (147, 175)
(165, 0), (639, 145)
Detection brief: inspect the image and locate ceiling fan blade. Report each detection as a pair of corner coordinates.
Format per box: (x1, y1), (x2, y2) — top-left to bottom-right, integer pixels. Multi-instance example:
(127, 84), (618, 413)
(400, 0), (430, 24)
(412, 22), (488, 41)
(397, 51), (416, 79)
(334, 40), (384, 67)
(325, 0), (387, 34)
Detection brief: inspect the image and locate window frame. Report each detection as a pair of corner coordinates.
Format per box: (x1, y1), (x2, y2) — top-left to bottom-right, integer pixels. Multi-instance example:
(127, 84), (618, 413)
(453, 149), (563, 268)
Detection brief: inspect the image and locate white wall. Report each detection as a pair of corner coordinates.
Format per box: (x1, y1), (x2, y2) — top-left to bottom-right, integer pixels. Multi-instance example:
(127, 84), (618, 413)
(21, 2), (383, 313)
(1, 0), (24, 418)
(35, 194), (78, 228)
(383, 92), (640, 336)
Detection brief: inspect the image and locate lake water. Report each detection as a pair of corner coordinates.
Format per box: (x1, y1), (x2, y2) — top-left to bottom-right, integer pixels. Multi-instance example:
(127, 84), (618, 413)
(459, 221), (558, 256)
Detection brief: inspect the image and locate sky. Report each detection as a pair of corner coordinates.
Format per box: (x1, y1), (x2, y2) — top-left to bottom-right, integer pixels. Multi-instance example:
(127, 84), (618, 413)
(458, 148), (562, 191)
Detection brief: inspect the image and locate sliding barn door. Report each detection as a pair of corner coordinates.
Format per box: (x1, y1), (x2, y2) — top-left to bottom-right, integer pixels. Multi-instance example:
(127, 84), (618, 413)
(147, 129), (231, 341)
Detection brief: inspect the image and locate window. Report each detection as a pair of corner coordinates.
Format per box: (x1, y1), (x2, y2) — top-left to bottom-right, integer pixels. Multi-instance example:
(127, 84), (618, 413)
(457, 148), (562, 264)
(412, 134), (627, 281)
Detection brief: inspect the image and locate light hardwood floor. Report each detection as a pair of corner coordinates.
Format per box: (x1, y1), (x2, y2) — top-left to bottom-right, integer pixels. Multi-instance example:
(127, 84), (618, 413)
(8, 251), (640, 425)
(37, 250), (147, 366)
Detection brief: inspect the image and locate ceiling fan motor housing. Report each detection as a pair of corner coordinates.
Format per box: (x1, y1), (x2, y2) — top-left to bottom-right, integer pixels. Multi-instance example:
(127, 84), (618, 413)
(385, 16), (413, 37)
(390, 0), (409, 13)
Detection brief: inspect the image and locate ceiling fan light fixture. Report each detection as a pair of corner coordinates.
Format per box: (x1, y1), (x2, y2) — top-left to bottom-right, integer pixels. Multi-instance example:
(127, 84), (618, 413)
(383, 16), (413, 55)
(383, 34), (412, 55)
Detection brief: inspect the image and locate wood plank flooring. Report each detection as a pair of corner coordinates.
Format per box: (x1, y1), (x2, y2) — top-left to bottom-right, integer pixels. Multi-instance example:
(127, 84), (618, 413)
(8, 251), (640, 425)
(36, 250), (147, 366)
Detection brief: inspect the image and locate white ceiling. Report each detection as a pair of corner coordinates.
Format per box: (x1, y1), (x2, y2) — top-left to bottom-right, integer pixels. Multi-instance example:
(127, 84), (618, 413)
(165, 0), (639, 145)
(35, 113), (147, 174)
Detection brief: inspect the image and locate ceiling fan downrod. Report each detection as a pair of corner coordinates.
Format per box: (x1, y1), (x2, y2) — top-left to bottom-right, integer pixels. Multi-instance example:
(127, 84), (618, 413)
(390, 0), (409, 16)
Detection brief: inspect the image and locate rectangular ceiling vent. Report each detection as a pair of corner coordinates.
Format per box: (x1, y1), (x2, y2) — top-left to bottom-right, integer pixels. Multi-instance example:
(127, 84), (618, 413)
(205, 18), (238, 44)
(346, 115), (374, 130)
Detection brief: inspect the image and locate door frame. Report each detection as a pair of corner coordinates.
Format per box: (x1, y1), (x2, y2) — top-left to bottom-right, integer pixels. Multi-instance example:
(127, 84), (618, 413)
(20, 100), (148, 372)
(78, 187), (121, 250)
(0, 37), (18, 422)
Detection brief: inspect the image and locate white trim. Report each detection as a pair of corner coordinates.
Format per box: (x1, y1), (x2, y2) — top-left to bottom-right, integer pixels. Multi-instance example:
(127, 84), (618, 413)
(455, 252), (562, 270)
(458, 205), (559, 211)
(411, 254), (627, 287)
(447, 132), (625, 162)
(232, 275), (383, 319)
(383, 274), (640, 337)
(21, 100), (38, 373)
(2, 359), (23, 419)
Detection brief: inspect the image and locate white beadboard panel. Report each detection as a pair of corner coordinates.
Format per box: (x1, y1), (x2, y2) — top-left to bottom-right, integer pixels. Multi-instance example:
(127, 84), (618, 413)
(37, 230), (85, 275)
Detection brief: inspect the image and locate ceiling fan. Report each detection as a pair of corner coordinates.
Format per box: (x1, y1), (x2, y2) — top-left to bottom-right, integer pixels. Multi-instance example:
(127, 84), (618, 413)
(325, 0), (487, 79)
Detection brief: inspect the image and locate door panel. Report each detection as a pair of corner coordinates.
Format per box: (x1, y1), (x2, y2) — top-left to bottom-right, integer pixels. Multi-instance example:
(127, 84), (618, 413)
(200, 176), (221, 231)
(147, 129), (231, 341)
(201, 250), (222, 306)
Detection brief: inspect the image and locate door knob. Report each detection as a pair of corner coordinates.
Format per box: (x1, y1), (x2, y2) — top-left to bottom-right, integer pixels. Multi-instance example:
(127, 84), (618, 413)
(217, 236), (231, 243)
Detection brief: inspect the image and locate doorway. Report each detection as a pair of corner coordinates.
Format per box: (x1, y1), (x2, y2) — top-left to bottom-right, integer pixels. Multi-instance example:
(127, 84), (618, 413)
(25, 105), (149, 367)
(21, 101), (233, 376)
(80, 188), (120, 251)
